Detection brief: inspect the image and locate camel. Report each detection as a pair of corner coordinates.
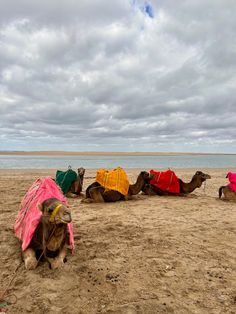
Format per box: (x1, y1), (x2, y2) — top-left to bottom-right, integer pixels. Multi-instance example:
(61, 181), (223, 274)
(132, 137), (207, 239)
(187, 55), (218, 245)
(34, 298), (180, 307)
(56, 167), (85, 198)
(142, 171), (211, 196)
(14, 176), (74, 270)
(219, 186), (236, 201)
(82, 171), (150, 203)
(66, 167), (85, 198)
(219, 172), (236, 201)
(22, 198), (72, 270)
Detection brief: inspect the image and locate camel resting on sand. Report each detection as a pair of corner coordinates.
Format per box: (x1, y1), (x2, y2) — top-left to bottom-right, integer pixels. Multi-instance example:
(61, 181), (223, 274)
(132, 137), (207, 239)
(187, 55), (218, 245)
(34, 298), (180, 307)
(82, 171), (150, 203)
(219, 186), (236, 201)
(219, 172), (236, 201)
(14, 176), (74, 270)
(56, 167), (85, 198)
(22, 198), (72, 270)
(142, 171), (211, 196)
(67, 167), (85, 197)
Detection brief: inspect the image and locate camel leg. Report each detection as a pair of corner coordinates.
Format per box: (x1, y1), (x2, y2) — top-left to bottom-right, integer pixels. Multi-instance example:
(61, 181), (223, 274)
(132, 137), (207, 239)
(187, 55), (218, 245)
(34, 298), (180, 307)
(124, 195), (133, 200)
(142, 185), (157, 196)
(47, 246), (67, 270)
(22, 248), (38, 270)
(83, 187), (105, 203)
(66, 191), (79, 198)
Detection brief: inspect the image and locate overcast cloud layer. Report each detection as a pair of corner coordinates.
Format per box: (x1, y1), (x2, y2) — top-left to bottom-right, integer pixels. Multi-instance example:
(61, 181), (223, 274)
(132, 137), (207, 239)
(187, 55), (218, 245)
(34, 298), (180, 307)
(0, 0), (236, 153)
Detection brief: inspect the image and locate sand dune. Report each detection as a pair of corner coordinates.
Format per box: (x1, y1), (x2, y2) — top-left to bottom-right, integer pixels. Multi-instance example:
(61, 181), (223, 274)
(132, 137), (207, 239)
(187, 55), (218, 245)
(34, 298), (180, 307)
(0, 168), (235, 314)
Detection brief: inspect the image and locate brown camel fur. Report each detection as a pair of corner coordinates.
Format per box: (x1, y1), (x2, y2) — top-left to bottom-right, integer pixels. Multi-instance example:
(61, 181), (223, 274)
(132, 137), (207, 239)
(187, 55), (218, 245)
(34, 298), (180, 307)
(22, 198), (72, 270)
(219, 186), (236, 201)
(82, 171), (150, 203)
(142, 171), (211, 196)
(66, 167), (85, 198)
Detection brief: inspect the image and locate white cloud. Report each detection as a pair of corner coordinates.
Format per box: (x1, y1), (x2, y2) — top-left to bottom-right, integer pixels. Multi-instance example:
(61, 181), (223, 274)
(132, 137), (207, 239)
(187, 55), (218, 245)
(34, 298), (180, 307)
(0, 0), (236, 152)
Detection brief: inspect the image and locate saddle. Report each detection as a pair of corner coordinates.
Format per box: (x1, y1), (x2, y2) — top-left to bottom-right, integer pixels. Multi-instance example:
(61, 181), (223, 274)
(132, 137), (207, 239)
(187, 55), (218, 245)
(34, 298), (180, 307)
(149, 169), (180, 193)
(14, 177), (74, 251)
(55, 167), (78, 195)
(227, 172), (236, 192)
(96, 167), (129, 196)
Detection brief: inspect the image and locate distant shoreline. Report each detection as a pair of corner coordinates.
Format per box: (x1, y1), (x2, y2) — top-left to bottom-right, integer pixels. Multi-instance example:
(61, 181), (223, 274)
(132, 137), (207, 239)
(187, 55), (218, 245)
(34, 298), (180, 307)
(0, 151), (235, 156)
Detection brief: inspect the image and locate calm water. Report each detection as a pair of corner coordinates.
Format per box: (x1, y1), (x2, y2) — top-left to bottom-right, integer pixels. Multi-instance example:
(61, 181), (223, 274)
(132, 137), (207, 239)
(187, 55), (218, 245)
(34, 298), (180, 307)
(0, 154), (235, 169)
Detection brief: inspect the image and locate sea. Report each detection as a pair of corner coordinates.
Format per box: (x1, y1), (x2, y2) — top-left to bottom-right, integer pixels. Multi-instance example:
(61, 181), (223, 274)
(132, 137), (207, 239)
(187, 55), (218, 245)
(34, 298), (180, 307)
(0, 154), (235, 169)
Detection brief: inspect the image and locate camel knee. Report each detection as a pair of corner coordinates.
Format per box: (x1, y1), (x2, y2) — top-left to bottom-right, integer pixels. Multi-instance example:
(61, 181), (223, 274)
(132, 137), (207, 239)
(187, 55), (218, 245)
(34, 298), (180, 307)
(22, 248), (38, 270)
(81, 197), (94, 203)
(47, 248), (67, 269)
(89, 190), (105, 202)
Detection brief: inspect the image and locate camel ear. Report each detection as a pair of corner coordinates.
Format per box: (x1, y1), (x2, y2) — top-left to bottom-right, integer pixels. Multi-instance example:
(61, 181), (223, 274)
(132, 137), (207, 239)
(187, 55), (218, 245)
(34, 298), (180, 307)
(37, 203), (43, 212)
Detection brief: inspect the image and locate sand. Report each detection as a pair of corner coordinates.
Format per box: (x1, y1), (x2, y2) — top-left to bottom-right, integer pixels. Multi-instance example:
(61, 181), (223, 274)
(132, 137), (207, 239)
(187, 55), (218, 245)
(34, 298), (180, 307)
(0, 168), (235, 314)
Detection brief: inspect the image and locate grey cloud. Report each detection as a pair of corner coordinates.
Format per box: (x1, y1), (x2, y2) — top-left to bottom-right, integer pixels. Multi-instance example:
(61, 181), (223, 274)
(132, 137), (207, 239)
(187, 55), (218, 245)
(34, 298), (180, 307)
(0, 0), (236, 152)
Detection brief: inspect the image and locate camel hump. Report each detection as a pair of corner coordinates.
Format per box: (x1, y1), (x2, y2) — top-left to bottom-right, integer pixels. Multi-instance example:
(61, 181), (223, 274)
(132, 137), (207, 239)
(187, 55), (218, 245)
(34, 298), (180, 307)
(96, 167), (129, 195)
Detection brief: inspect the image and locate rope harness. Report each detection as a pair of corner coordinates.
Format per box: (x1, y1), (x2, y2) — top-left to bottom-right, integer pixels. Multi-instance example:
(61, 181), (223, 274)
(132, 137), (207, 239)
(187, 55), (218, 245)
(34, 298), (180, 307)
(0, 223), (58, 310)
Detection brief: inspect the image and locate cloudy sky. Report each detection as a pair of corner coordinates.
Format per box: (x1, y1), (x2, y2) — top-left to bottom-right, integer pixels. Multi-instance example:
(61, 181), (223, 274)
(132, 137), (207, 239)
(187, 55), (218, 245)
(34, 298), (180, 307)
(0, 0), (235, 153)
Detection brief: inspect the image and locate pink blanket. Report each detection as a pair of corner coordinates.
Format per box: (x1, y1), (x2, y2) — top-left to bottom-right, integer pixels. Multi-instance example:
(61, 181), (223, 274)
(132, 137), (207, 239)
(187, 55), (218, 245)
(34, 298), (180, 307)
(14, 177), (74, 251)
(227, 172), (236, 192)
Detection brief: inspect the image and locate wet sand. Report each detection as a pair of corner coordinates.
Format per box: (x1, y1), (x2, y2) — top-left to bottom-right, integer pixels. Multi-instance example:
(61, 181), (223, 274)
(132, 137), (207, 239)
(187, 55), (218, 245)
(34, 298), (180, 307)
(0, 168), (235, 314)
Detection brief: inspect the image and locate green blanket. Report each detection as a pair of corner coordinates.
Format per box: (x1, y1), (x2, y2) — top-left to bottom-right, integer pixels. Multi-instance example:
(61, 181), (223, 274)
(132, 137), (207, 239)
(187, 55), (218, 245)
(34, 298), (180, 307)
(55, 169), (78, 195)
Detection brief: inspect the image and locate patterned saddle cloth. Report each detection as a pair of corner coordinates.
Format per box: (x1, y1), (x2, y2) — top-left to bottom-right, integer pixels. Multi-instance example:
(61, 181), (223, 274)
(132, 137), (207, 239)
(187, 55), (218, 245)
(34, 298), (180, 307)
(149, 169), (180, 193)
(14, 177), (74, 251)
(96, 167), (129, 196)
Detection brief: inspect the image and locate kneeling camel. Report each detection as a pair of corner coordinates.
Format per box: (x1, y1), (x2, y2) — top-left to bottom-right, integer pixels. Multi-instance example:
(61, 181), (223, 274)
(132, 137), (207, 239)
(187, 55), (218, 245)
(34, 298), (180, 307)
(83, 171), (150, 203)
(142, 171), (211, 196)
(14, 177), (74, 270)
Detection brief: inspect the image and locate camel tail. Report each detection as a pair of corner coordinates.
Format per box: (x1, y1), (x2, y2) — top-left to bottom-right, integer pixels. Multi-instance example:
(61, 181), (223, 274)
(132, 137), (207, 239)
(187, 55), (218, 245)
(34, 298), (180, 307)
(219, 186), (224, 199)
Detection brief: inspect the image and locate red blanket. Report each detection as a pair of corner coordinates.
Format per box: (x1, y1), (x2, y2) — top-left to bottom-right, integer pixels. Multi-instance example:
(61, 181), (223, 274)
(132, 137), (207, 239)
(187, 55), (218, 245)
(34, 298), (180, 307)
(149, 169), (180, 194)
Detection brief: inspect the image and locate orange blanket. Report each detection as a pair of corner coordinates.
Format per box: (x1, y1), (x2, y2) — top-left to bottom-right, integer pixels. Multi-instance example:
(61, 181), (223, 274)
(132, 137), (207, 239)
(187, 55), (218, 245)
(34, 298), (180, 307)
(96, 167), (129, 196)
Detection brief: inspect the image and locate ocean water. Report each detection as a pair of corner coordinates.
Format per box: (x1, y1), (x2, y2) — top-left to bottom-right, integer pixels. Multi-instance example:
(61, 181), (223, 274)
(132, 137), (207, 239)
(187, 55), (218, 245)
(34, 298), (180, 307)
(0, 154), (235, 169)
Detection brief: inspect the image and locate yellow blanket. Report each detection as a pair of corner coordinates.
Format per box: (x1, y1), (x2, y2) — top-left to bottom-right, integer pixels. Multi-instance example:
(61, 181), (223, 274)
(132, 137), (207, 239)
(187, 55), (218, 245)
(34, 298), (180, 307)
(96, 167), (129, 196)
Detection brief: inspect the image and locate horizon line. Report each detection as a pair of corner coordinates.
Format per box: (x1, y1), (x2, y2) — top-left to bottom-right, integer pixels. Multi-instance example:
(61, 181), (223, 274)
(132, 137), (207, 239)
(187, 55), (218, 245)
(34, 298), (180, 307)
(0, 150), (236, 156)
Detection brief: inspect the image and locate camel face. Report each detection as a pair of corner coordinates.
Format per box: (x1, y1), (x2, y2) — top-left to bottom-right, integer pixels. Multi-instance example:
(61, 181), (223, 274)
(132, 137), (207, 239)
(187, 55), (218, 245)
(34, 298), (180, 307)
(195, 171), (211, 181)
(78, 167), (85, 177)
(140, 171), (150, 180)
(41, 198), (72, 224)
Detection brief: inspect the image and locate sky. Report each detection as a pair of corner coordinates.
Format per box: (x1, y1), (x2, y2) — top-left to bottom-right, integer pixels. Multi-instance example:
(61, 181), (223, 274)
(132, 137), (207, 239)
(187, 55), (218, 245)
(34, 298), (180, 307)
(0, 0), (236, 153)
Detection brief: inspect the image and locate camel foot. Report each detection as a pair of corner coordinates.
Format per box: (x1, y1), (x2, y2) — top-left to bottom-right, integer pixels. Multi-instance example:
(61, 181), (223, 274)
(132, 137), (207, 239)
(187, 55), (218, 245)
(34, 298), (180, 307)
(66, 192), (79, 198)
(81, 198), (94, 203)
(48, 257), (65, 270)
(23, 249), (38, 270)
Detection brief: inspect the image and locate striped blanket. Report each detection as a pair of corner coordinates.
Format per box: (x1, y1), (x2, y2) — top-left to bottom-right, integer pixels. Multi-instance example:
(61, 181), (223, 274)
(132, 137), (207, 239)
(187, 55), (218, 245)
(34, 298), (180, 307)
(14, 177), (74, 251)
(96, 167), (129, 196)
(149, 169), (180, 194)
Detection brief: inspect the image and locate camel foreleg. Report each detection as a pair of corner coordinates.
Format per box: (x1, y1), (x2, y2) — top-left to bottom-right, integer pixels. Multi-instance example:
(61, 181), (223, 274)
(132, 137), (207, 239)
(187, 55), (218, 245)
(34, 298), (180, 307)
(47, 246), (67, 270)
(22, 248), (38, 270)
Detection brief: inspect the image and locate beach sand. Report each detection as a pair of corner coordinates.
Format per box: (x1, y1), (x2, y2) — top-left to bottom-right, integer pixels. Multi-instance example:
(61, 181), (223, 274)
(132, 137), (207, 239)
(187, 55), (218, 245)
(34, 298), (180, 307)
(0, 168), (235, 314)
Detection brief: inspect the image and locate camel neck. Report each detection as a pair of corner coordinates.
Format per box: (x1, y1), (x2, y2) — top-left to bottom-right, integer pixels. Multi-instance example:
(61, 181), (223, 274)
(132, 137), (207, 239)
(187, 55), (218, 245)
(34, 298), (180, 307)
(129, 175), (144, 195)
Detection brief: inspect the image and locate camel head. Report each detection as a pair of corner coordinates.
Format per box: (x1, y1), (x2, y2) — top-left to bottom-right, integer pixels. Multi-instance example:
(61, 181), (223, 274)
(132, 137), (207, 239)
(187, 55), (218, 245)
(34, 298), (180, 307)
(78, 167), (85, 178)
(193, 171), (211, 187)
(38, 198), (72, 225)
(139, 171), (150, 181)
